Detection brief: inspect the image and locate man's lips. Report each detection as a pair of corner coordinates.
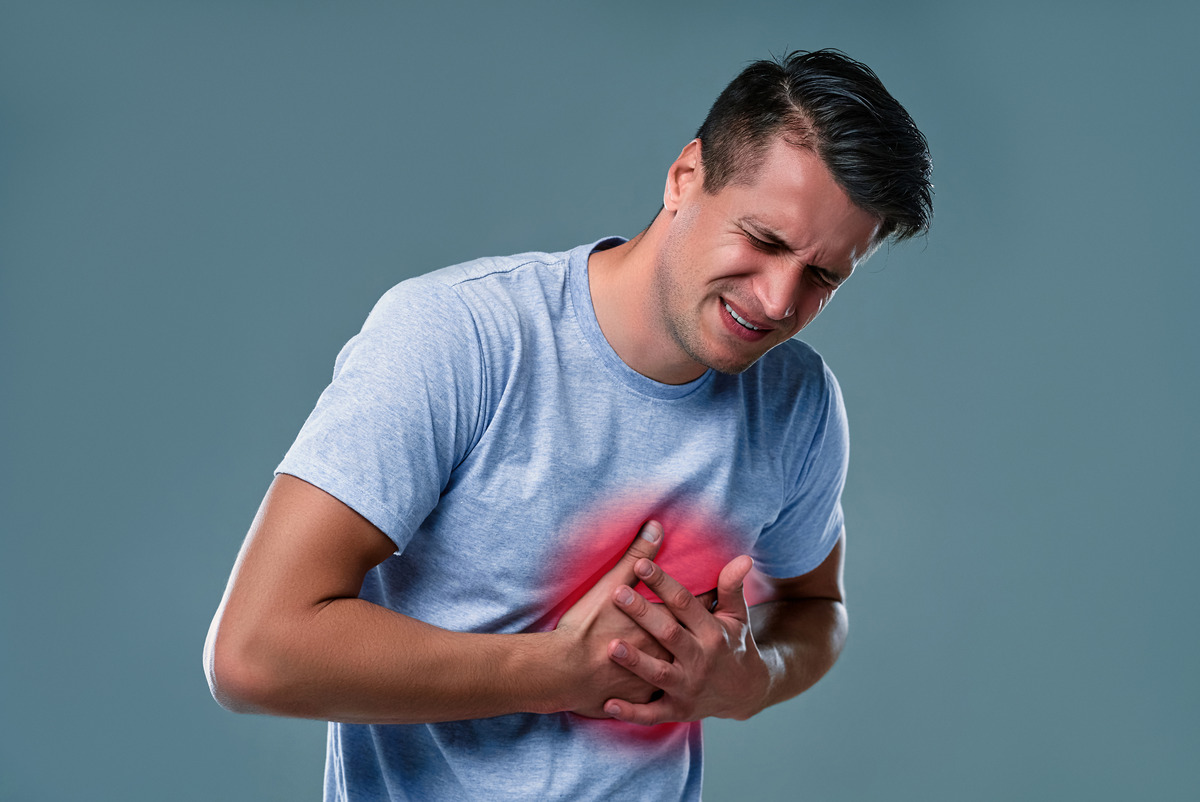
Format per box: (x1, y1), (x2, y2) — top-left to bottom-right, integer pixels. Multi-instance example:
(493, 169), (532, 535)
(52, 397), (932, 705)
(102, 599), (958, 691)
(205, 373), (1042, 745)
(717, 298), (772, 343)
(721, 298), (773, 333)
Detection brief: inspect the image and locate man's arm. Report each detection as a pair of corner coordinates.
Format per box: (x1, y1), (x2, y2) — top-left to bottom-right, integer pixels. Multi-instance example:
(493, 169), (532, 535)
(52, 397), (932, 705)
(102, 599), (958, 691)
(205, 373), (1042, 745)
(599, 530), (847, 724)
(204, 474), (667, 723)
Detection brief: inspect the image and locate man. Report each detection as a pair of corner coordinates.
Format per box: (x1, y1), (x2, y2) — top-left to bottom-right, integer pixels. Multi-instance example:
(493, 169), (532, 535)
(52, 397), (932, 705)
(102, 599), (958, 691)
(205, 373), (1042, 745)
(205, 50), (932, 799)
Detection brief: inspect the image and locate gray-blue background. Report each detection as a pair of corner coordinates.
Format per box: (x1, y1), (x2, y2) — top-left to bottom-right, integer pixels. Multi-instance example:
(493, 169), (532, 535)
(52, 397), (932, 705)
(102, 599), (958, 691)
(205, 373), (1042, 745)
(2, 1), (1196, 800)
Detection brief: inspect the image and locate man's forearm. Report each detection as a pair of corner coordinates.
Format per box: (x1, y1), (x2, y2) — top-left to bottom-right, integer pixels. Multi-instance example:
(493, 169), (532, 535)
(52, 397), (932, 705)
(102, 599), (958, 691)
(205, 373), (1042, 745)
(205, 510), (668, 724)
(207, 597), (573, 724)
(750, 597), (848, 713)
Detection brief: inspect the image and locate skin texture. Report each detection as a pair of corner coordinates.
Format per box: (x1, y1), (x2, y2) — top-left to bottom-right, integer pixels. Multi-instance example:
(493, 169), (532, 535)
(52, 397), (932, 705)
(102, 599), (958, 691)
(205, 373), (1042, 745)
(206, 134), (862, 726)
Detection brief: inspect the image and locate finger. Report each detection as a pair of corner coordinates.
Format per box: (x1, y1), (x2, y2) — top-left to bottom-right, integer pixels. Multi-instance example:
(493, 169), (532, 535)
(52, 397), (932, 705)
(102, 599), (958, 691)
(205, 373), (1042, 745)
(696, 588), (718, 612)
(607, 638), (680, 693)
(631, 557), (711, 631)
(603, 695), (674, 726)
(605, 520), (664, 587)
(715, 555), (754, 622)
(612, 584), (700, 661)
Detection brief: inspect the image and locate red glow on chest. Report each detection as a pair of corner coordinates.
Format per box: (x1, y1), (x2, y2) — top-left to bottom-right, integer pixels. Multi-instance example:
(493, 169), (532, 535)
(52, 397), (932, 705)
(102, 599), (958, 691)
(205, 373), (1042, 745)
(536, 495), (749, 629)
(528, 494), (772, 748)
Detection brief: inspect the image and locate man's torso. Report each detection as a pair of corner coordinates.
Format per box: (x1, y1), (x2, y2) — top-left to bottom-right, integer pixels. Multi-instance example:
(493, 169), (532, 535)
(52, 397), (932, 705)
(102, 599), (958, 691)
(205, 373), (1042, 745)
(278, 240), (848, 800)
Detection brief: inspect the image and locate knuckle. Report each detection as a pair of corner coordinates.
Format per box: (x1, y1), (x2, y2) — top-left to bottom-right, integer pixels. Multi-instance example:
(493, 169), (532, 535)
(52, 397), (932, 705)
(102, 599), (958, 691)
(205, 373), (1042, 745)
(659, 621), (685, 646)
(667, 587), (694, 609)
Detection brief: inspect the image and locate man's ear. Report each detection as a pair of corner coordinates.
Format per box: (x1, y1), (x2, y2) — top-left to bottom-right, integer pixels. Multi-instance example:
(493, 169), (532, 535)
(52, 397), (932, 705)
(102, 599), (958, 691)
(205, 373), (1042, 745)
(663, 139), (704, 212)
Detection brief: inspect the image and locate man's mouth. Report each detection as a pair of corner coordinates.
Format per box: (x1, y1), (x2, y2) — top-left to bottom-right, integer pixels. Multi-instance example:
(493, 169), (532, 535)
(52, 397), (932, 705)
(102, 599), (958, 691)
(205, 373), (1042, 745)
(724, 302), (762, 331)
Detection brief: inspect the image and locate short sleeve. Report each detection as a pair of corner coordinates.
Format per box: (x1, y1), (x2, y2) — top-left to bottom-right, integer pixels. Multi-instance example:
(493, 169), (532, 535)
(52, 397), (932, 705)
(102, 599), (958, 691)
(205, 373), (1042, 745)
(275, 277), (484, 552)
(751, 361), (849, 578)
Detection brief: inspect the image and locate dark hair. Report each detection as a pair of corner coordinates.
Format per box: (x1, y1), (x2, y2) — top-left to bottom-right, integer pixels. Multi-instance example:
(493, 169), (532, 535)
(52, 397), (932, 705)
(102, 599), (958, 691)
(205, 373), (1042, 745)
(696, 49), (933, 242)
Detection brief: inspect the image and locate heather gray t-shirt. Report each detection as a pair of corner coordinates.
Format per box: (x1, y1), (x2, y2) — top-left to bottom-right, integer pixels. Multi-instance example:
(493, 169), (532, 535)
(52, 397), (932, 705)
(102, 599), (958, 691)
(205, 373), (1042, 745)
(277, 238), (849, 801)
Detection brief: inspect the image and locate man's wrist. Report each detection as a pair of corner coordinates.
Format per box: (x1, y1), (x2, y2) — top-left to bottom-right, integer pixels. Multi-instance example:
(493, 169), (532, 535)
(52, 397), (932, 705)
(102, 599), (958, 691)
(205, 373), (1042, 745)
(509, 630), (576, 715)
(731, 646), (776, 720)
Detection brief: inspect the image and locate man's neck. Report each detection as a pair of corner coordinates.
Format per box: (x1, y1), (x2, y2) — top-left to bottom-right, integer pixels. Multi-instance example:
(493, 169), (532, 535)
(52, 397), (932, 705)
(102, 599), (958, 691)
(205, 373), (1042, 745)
(586, 218), (705, 385)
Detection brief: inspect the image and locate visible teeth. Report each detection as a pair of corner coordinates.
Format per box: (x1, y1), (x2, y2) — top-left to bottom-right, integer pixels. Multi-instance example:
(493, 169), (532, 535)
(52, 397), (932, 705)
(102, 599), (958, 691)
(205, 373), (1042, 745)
(725, 303), (761, 330)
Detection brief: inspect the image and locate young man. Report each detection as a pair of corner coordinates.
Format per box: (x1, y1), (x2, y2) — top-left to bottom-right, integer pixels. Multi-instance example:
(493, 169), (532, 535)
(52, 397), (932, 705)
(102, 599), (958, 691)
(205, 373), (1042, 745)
(205, 50), (932, 799)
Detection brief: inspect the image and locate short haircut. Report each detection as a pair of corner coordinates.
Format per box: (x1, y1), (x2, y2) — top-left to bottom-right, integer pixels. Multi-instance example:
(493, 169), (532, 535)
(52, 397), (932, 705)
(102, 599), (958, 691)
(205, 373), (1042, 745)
(696, 49), (933, 242)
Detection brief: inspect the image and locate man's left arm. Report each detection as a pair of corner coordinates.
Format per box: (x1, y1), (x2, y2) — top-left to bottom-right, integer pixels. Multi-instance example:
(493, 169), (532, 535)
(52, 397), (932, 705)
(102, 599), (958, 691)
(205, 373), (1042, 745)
(601, 529), (847, 724)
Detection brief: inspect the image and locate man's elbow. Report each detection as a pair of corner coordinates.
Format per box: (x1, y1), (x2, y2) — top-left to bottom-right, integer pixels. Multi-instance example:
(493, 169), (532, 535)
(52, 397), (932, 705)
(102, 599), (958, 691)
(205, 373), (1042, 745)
(203, 619), (279, 715)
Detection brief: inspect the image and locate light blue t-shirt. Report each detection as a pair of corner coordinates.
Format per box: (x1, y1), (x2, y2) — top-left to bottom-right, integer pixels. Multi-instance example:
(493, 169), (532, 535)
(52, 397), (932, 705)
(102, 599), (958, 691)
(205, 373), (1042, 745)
(277, 238), (848, 801)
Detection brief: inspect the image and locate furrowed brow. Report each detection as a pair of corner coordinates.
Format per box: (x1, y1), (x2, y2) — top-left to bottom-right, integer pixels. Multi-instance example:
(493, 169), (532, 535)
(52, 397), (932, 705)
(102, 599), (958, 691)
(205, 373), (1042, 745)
(740, 216), (851, 285)
(738, 217), (794, 250)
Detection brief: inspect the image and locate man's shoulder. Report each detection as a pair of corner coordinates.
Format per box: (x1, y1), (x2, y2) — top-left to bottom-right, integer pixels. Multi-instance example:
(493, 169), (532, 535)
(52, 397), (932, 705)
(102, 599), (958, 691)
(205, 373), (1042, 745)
(366, 247), (575, 324)
(757, 338), (838, 386)
(413, 247), (573, 294)
(734, 337), (843, 413)
(763, 336), (827, 369)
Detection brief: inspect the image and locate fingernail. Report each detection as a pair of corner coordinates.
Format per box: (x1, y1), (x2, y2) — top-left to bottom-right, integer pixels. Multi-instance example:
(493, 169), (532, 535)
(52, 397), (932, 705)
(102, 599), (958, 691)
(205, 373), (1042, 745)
(615, 586), (634, 605)
(612, 642), (628, 659)
(635, 560), (653, 579)
(639, 521), (662, 544)
(605, 702), (620, 717)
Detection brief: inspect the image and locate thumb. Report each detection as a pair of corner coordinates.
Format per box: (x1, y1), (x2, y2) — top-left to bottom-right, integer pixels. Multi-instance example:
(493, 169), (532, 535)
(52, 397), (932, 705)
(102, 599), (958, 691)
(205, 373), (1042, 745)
(715, 554), (754, 621)
(608, 519), (664, 587)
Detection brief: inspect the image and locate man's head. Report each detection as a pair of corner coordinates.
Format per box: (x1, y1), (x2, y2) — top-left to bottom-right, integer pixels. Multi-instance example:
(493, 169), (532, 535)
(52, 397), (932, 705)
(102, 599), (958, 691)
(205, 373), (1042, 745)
(649, 137), (880, 381)
(599, 50), (932, 384)
(629, 50), (931, 383)
(695, 49), (932, 244)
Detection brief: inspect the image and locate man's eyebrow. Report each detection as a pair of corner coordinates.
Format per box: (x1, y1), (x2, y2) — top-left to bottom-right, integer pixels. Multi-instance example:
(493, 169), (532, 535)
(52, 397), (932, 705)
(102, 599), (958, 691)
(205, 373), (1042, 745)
(738, 217), (794, 250)
(739, 216), (849, 284)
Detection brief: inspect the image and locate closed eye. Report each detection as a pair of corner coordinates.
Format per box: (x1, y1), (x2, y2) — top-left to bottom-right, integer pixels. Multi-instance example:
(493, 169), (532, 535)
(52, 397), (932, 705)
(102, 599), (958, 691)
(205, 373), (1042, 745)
(808, 267), (841, 289)
(743, 225), (845, 288)
(744, 230), (786, 254)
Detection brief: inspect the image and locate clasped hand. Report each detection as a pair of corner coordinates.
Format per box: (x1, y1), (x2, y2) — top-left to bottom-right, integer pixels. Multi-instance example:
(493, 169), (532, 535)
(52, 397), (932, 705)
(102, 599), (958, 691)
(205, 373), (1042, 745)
(552, 519), (769, 725)
(602, 547), (770, 725)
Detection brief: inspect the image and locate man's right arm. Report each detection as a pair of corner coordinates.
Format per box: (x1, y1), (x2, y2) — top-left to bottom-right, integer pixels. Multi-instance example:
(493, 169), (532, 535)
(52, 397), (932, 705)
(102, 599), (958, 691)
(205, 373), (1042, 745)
(203, 474), (663, 724)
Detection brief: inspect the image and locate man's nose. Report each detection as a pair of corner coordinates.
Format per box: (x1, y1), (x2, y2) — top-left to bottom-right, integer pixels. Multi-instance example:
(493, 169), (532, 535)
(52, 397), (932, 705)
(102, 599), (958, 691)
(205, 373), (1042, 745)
(755, 262), (803, 322)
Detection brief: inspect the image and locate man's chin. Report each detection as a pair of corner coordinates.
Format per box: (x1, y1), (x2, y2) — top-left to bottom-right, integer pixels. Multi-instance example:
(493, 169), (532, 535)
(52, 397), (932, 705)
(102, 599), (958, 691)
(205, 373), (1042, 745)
(690, 346), (764, 376)
(669, 322), (775, 376)
(707, 358), (758, 376)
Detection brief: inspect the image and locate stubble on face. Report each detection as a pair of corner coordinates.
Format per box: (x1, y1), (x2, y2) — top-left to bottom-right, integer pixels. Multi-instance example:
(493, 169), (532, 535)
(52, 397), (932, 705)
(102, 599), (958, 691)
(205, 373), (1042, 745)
(651, 205), (762, 378)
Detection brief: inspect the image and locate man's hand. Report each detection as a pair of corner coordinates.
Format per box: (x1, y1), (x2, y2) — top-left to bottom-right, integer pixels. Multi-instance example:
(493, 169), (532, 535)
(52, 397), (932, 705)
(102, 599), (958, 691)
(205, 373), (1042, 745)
(550, 520), (678, 718)
(601, 554), (772, 724)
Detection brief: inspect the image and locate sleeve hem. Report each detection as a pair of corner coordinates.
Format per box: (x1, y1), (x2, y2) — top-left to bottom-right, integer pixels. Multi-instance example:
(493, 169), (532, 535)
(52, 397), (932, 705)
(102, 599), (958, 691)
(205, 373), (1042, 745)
(752, 508), (844, 580)
(273, 464), (411, 553)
